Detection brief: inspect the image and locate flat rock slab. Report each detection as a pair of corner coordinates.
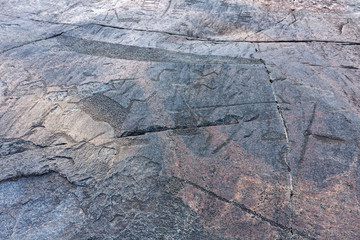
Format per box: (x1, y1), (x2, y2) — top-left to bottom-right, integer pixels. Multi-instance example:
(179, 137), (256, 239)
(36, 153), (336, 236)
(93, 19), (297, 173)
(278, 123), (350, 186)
(0, 1), (359, 239)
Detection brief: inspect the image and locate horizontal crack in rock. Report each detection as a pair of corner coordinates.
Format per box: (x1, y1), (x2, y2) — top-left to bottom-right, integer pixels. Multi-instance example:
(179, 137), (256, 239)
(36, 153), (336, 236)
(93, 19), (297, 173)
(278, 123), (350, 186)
(119, 114), (243, 137)
(90, 23), (360, 46)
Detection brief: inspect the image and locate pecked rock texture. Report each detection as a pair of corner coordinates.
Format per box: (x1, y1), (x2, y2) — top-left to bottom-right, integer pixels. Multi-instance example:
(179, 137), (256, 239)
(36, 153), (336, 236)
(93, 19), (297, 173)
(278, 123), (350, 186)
(0, 0), (359, 239)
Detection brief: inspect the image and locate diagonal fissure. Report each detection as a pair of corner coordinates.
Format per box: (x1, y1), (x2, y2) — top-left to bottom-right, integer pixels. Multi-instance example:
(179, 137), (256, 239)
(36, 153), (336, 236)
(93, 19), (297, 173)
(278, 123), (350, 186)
(173, 176), (315, 239)
(0, 26), (81, 55)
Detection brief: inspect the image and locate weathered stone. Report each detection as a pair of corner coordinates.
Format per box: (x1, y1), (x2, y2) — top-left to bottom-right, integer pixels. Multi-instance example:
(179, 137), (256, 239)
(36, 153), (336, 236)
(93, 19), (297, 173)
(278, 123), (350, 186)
(0, 0), (359, 239)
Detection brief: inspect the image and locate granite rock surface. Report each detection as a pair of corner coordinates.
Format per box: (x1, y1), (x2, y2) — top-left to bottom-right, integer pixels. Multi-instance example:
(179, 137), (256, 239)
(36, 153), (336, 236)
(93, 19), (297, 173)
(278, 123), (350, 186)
(0, 0), (359, 239)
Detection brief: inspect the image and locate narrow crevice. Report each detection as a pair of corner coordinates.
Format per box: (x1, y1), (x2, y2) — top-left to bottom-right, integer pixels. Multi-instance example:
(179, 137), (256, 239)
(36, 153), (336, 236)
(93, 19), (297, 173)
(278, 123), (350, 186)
(89, 23), (360, 45)
(173, 176), (315, 240)
(186, 38), (360, 46)
(0, 15), (359, 46)
(0, 13), (82, 27)
(0, 26), (81, 55)
(119, 114), (243, 138)
(0, 170), (56, 184)
(260, 58), (295, 238)
(301, 62), (359, 69)
(1, 13), (359, 46)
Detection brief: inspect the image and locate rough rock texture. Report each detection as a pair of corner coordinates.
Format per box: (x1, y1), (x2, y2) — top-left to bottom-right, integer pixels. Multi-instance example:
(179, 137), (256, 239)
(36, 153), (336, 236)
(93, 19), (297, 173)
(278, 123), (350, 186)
(0, 0), (359, 239)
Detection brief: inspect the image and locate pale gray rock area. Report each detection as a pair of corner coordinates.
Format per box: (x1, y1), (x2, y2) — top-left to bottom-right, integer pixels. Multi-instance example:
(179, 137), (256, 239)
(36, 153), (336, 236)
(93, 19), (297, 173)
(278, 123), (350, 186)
(0, 0), (359, 239)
